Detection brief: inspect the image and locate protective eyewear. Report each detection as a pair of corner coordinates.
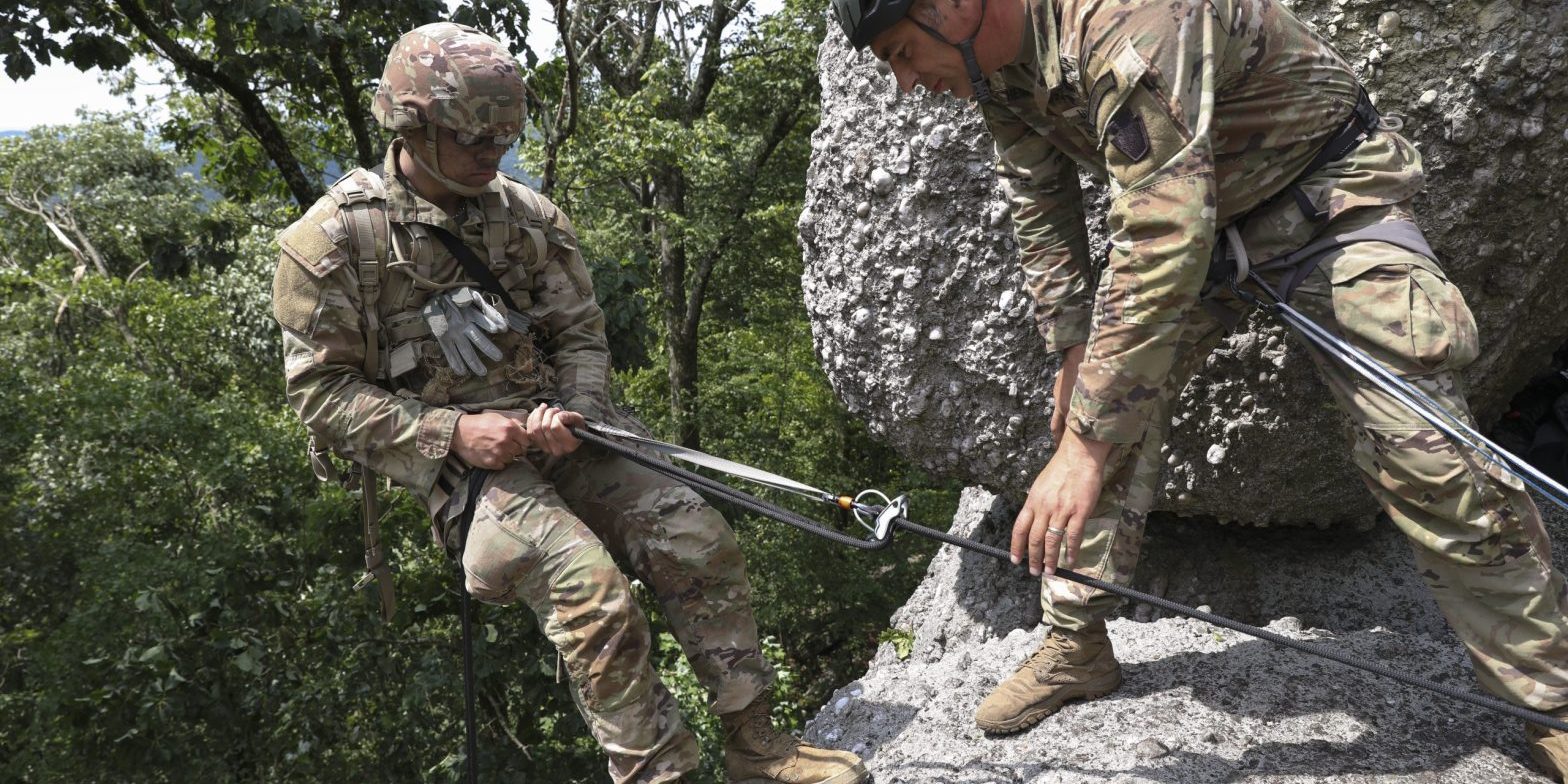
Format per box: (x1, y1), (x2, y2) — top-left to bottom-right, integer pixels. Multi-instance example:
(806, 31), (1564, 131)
(451, 129), (521, 148)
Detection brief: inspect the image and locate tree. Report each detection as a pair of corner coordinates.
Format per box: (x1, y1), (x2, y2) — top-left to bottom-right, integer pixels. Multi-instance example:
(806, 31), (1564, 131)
(0, 1), (532, 209)
(527, 0), (823, 450)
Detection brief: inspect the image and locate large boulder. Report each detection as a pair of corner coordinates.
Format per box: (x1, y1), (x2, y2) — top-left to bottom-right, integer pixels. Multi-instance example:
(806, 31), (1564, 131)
(797, 0), (1568, 526)
(800, 486), (1568, 782)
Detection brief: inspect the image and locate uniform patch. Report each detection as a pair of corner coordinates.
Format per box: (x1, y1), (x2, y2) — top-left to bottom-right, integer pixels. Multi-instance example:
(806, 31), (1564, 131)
(1108, 107), (1150, 162)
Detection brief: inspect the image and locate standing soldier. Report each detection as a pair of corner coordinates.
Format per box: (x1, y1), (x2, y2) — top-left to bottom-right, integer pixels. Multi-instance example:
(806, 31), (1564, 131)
(832, 0), (1568, 776)
(271, 22), (867, 784)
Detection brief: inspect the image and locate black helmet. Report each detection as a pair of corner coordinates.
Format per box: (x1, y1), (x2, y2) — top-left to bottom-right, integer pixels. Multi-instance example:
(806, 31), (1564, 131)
(833, 0), (918, 49)
(830, 0), (996, 103)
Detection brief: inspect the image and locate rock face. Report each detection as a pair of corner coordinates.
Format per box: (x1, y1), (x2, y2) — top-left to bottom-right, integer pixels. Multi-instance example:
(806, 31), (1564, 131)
(801, 486), (1568, 782)
(798, 0), (1568, 526)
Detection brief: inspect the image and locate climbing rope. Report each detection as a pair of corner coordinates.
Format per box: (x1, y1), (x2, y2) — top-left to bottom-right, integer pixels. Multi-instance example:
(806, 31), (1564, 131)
(573, 424), (1568, 734)
(1240, 272), (1568, 513)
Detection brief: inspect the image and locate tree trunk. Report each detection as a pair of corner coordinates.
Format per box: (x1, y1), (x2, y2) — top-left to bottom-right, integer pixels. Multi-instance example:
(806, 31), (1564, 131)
(656, 168), (700, 449)
(326, 35), (378, 169)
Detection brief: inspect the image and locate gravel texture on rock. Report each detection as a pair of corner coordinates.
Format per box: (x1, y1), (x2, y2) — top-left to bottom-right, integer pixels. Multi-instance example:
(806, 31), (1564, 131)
(798, 0), (1568, 526)
(801, 487), (1568, 782)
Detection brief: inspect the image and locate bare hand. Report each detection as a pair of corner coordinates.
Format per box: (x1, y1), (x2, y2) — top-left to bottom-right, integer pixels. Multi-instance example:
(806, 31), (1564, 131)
(1051, 343), (1086, 445)
(526, 403), (584, 457)
(452, 411), (532, 469)
(1011, 428), (1112, 577)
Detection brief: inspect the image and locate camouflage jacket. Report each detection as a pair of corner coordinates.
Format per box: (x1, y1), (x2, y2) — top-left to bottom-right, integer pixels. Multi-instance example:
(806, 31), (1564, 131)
(272, 140), (611, 514)
(981, 0), (1425, 443)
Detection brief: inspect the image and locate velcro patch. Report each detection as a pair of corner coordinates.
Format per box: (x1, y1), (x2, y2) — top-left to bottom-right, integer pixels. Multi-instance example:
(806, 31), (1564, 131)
(1108, 108), (1150, 162)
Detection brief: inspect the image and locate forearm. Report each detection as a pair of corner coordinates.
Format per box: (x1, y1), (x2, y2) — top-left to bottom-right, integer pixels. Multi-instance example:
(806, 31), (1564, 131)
(284, 330), (459, 489)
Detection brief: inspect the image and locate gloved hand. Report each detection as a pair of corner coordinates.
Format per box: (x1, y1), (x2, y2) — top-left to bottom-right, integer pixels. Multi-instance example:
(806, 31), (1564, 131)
(423, 287), (509, 376)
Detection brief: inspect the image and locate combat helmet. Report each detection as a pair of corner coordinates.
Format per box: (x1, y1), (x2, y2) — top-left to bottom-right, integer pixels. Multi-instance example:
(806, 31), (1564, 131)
(372, 22), (526, 196)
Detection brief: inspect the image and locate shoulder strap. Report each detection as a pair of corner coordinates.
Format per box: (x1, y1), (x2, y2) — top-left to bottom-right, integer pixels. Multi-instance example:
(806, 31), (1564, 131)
(329, 167), (398, 623)
(420, 223), (522, 315)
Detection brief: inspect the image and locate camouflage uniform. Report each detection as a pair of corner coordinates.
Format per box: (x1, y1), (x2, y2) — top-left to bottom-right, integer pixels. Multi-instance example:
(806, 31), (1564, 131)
(272, 141), (771, 782)
(982, 0), (1568, 711)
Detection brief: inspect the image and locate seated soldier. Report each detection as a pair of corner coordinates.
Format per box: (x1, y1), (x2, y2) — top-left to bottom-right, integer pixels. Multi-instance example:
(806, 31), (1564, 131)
(271, 22), (868, 784)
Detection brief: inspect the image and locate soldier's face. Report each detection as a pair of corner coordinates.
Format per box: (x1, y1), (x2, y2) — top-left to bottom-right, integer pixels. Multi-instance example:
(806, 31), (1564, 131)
(435, 126), (508, 187)
(870, 3), (984, 98)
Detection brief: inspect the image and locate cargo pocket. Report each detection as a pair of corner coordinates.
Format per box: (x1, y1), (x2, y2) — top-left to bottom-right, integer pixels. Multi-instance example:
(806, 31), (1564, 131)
(1328, 253), (1479, 377)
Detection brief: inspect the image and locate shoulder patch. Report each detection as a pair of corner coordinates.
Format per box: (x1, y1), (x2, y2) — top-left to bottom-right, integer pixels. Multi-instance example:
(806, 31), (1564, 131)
(1107, 107), (1150, 162)
(277, 198), (352, 277)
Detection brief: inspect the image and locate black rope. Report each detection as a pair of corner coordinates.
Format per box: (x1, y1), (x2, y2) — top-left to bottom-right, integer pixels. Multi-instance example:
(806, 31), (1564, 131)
(455, 468), (490, 784)
(573, 426), (1568, 733)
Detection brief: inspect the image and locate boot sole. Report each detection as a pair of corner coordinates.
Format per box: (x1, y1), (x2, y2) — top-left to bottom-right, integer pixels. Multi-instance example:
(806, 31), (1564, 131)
(975, 670), (1123, 735)
(731, 760), (870, 784)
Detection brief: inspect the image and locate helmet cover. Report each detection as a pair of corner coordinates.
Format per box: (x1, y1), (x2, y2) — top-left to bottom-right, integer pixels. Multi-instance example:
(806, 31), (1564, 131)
(372, 22), (526, 137)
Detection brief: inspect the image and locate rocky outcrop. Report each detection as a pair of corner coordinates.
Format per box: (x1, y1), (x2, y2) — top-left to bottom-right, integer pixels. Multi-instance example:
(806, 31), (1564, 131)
(798, 0), (1568, 526)
(801, 487), (1568, 782)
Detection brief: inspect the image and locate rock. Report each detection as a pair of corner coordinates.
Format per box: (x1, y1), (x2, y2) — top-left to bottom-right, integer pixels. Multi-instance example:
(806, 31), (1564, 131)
(1376, 11), (1402, 37)
(1134, 738), (1171, 759)
(802, 487), (1568, 782)
(799, 0), (1568, 527)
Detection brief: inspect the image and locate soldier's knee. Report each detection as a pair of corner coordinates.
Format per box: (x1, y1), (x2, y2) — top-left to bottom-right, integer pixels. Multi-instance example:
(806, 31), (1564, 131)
(646, 487), (741, 562)
(548, 548), (656, 711)
(463, 545), (522, 604)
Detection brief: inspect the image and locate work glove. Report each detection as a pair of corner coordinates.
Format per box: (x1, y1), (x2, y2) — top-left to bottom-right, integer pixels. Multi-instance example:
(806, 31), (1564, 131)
(423, 287), (509, 376)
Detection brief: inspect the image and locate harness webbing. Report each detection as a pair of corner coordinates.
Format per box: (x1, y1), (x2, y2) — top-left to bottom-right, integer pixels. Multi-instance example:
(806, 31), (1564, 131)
(572, 425), (1568, 734)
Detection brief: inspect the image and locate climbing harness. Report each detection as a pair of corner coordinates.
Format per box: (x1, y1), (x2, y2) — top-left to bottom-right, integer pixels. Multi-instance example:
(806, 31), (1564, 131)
(1225, 262), (1568, 514)
(574, 422), (1568, 733)
(1196, 85), (1568, 513)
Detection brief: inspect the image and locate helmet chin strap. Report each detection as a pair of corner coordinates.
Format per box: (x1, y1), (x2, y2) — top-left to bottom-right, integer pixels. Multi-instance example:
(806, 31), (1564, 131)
(910, 0), (992, 103)
(407, 124), (491, 198)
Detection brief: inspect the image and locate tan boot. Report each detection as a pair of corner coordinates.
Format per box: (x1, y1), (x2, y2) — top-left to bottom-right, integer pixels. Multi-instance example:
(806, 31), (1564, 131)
(720, 696), (869, 784)
(974, 618), (1122, 734)
(1528, 715), (1568, 782)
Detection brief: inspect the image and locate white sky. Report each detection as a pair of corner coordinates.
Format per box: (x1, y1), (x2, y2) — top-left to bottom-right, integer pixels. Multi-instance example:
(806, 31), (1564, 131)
(1, 0), (785, 133)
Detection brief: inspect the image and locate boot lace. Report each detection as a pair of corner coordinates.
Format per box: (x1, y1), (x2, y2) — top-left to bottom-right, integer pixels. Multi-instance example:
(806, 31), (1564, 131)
(1020, 629), (1080, 674)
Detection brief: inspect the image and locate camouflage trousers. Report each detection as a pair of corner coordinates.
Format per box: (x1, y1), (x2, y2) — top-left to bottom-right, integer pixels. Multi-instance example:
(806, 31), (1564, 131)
(448, 443), (772, 783)
(1043, 202), (1568, 711)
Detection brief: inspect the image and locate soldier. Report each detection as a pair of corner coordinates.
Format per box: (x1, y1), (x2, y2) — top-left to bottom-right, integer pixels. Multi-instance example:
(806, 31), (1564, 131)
(271, 22), (868, 784)
(833, 0), (1568, 776)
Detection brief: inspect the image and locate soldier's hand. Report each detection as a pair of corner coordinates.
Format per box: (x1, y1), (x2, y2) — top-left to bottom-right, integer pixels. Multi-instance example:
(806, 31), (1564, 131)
(1011, 429), (1112, 577)
(1051, 343), (1086, 444)
(452, 411), (532, 469)
(526, 403), (583, 457)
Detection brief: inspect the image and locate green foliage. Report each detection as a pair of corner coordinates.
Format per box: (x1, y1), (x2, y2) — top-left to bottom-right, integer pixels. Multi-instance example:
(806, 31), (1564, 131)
(878, 627), (916, 662)
(619, 318), (956, 714)
(0, 115), (251, 279)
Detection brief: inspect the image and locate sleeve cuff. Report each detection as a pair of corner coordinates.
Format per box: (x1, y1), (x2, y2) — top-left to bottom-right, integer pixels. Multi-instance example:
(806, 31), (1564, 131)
(1065, 370), (1153, 445)
(416, 406), (462, 460)
(561, 393), (607, 423)
(1041, 307), (1093, 354)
